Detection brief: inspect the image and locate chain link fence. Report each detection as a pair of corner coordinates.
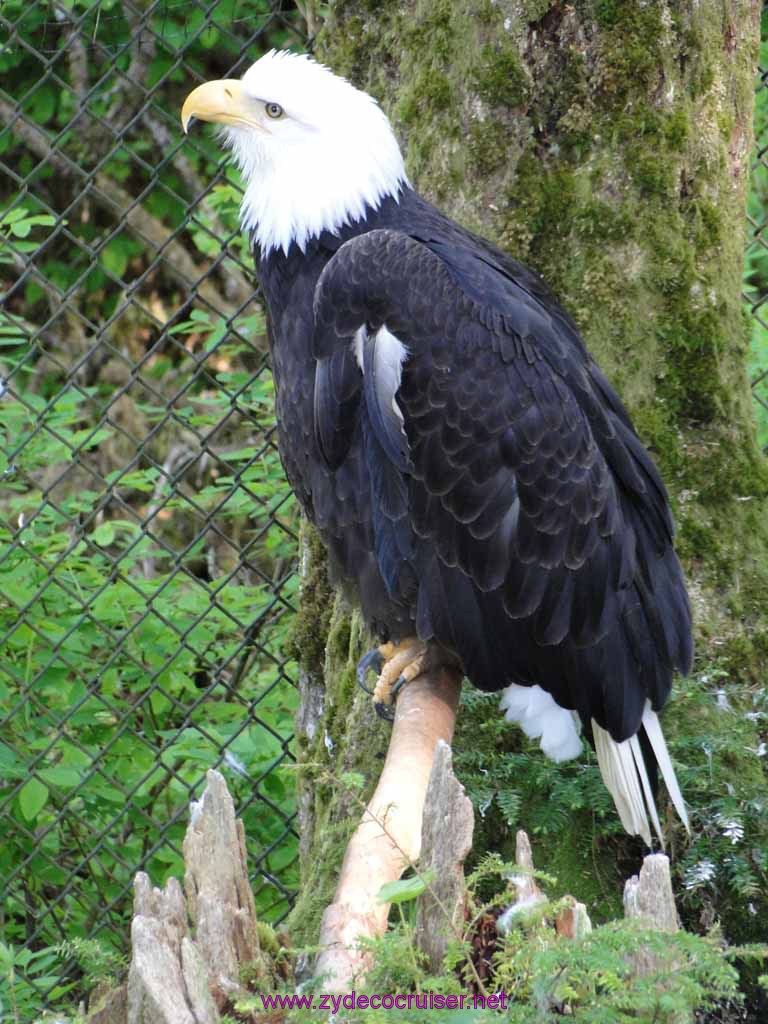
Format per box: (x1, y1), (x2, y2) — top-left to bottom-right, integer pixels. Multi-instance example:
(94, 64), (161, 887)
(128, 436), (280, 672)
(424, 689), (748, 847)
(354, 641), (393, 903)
(1, 0), (768, 1016)
(1, 0), (308, 1011)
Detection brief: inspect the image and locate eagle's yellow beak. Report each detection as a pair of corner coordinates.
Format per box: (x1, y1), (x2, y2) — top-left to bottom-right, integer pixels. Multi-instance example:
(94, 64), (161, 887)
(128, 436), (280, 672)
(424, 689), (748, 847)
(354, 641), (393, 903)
(181, 79), (261, 133)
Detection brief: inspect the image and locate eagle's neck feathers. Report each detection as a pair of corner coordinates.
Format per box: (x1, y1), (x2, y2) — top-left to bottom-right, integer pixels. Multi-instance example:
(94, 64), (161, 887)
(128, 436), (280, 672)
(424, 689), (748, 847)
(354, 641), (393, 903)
(227, 114), (408, 256)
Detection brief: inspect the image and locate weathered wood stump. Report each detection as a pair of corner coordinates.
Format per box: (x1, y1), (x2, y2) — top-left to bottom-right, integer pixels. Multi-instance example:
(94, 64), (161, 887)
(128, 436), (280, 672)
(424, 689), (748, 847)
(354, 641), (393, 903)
(183, 769), (270, 1005)
(497, 830), (550, 933)
(86, 769), (271, 1024)
(128, 874), (218, 1024)
(624, 853), (687, 1024)
(415, 739), (475, 973)
(84, 762), (690, 1019)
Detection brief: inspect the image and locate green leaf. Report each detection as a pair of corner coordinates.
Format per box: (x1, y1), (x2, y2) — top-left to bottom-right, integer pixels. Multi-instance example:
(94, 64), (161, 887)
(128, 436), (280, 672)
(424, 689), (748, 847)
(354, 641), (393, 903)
(169, 309), (214, 335)
(99, 238), (130, 278)
(218, 446), (258, 462)
(70, 427), (113, 450)
(18, 778), (49, 821)
(39, 766), (81, 789)
(1, 207), (28, 226)
(376, 870), (435, 905)
(7, 214), (56, 238)
(25, 84), (57, 124)
(199, 24), (220, 48)
(339, 771), (365, 791)
(91, 522), (116, 546)
(105, 467), (159, 491)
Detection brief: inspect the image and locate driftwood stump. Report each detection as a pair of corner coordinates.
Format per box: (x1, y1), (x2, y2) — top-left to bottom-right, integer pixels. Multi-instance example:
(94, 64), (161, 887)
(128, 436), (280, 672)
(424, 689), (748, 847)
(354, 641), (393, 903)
(555, 895), (593, 940)
(498, 829), (593, 940)
(183, 769), (269, 1004)
(624, 853), (680, 972)
(415, 739), (475, 972)
(624, 854), (687, 1024)
(88, 769), (270, 1024)
(623, 853), (679, 936)
(84, 753), (690, 1021)
(497, 830), (549, 932)
(127, 875), (218, 1024)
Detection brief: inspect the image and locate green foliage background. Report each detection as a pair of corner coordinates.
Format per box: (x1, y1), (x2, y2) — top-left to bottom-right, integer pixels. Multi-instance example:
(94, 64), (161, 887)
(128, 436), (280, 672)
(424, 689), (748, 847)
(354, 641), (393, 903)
(0, 1), (307, 1016)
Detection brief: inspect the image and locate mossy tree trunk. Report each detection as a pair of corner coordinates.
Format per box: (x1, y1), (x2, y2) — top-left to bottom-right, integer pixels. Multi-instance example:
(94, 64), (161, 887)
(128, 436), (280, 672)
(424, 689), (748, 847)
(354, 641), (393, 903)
(287, 0), (768, 949)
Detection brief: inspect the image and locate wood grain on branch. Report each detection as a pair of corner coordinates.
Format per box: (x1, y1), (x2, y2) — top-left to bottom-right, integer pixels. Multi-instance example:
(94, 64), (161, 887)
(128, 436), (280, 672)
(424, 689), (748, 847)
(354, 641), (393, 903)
(314, 668), (462, 992)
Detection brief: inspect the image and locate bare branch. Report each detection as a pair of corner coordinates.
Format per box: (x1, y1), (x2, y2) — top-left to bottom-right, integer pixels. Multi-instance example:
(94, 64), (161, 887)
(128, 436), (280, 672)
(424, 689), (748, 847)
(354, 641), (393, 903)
(314, 668), (462, 992)
(53, 2), (89, 103)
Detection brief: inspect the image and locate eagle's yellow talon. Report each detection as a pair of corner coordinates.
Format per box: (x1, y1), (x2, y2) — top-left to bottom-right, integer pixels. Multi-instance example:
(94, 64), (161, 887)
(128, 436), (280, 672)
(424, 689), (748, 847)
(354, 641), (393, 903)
(358, 638), (428, 713)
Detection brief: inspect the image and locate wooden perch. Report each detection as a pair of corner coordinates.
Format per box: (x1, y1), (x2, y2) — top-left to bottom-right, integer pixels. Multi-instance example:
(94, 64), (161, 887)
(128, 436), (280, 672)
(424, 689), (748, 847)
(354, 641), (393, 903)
(314, 667), (462, 992)
(415, 739), (475, 972)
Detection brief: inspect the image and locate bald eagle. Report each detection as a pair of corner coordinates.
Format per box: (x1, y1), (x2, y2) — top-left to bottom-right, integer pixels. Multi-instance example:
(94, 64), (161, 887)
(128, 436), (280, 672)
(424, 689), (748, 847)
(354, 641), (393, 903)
(182, 50), (692, 847)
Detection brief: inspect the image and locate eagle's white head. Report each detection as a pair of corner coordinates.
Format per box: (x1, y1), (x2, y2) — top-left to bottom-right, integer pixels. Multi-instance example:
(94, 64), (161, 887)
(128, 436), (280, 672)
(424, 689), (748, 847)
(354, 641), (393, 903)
(181, 50), (409, 255)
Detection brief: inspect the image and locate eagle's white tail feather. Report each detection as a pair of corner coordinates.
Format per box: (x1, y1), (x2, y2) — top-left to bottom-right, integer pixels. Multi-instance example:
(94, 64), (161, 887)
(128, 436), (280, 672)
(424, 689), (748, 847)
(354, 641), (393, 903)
(592, 701), (689, 847)
(642, 704), (690, 833)
(629, 734), (663, 845)
(592, 720), (653, 846)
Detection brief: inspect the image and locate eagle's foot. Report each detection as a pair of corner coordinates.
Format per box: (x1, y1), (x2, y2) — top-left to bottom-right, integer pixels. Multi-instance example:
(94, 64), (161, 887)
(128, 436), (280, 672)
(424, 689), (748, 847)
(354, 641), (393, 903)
(357, 638), (429, 721)
(356, 648), (385, 696)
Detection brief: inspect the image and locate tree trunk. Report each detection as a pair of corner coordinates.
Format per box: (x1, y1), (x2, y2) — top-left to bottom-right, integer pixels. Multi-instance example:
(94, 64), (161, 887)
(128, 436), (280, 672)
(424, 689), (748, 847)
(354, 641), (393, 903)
(287, 0), (767, 952)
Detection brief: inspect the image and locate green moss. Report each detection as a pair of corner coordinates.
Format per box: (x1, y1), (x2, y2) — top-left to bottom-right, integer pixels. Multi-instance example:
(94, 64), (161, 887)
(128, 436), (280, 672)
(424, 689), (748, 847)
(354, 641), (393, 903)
(467, 118), (512, 176)
(522, 0), (554, 22)
(592, 0), (668, 98)
(287, 522), (334, 680)
(285, 816), (355, 946)
(630, 152), (678, 196)
(287, 567), (390, 945)
(573, 200), (634, 244)
(473, 43), (530, 108)
(690, 196), (723, 249)
(416, 69), (452, 111)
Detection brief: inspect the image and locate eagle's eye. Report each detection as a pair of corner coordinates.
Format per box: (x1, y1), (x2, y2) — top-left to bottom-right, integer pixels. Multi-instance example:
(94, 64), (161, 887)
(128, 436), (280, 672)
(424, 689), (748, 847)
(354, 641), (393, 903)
(265, 102), (284, 119)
